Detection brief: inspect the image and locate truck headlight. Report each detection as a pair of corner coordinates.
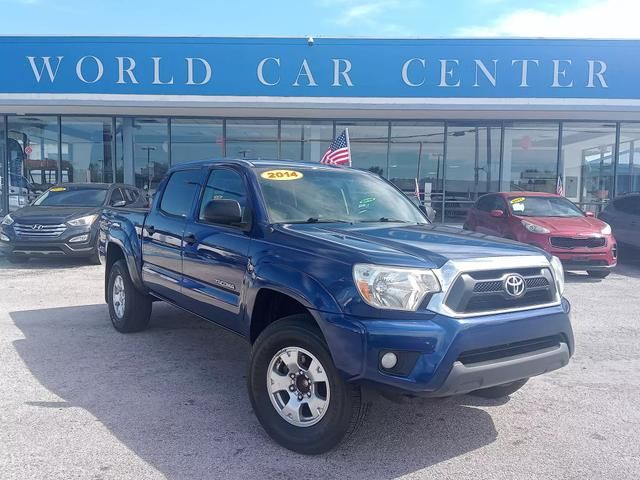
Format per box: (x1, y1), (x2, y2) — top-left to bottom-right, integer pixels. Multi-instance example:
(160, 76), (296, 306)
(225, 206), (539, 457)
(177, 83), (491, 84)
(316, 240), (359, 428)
(353, 264), (441, 311)
(67, 214), (98, 227)
(550, 256), (565, 296)
(1, 214), (14, 226)
(601, 223), (612, 235)
(521, 220), (550, 234)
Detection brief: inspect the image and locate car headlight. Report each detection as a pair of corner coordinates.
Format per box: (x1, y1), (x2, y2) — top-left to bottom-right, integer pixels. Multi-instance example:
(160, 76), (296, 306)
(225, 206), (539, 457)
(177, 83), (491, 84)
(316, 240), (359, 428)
(1, 214), (14, 226)
(67, 214), (98, 227)
(353, 264), (441, 311)
(521, 220), (550, 234)
(601, 223), (612, 235)
(550, 255), (565, 296)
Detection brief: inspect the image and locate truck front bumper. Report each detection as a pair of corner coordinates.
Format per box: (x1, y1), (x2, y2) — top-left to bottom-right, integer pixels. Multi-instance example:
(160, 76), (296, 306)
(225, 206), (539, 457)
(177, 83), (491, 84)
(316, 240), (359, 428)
(317, 299), (573, 396)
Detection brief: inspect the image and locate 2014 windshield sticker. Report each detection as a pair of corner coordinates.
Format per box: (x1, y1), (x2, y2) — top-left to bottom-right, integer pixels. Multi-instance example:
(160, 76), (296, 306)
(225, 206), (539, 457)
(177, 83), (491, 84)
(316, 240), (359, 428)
(260, 170), (304, 180)
(49, 187), (66, 192)
(510, 197), (525, 204)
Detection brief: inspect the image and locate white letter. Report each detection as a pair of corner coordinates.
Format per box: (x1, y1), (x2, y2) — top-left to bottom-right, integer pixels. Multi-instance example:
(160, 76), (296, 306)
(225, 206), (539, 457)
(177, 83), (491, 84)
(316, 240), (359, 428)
(332, 58), (353, 86)
(511, 59), (539, 87)
(76, 56), (104, 84)
(186, 58), (212, 85)
(552, 59), (573, 88)
(401, 58), (426, 87)
(473, 59), (498, 87)
(257, 57), (280, 86)
(292, 59), (317, 87)
(439, 59), (460, 87)
(26, 56), (63, 83)
(587, 60), (608, 88)
(116, 57), (139, 84)
(152, 57), (174, 85)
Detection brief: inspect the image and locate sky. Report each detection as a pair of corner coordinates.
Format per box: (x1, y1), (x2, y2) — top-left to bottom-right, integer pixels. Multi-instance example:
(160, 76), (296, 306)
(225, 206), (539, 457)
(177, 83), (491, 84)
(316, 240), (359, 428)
(0, 0), (638, 38)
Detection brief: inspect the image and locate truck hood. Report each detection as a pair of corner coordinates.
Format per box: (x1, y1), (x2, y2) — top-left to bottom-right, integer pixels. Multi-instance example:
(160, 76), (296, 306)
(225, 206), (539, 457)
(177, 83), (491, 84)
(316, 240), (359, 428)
(277, 223), (544, 269)
(516, 215), (608, 235)
(9, 206), (101, 225)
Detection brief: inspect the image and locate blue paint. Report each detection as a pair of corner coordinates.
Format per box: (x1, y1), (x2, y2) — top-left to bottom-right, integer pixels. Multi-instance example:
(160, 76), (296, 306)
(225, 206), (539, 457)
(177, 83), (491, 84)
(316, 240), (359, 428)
(0, 36), (635, 98)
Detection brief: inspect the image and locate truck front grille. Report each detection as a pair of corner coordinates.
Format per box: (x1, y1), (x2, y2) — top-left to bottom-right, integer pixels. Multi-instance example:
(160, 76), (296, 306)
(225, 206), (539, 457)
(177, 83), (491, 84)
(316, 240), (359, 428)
(14, 223), (67, 239)
(444, 267), (558, 315)
(458, 335), (563, 365)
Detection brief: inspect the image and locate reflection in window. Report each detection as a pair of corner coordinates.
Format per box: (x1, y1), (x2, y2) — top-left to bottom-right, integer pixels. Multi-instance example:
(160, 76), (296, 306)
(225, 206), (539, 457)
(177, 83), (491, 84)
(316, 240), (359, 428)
(335, 121), (389, 175)
(617, 124), (640, 196)
(61, 117), (113, 184)
(562, 122), (616, 213)
(502, 122), (559, 194)
(226, 119), (278, 159)
(0, 116), (5, 215)
(280, 120), (333, 162)
(389, 122), (445, 218)
(446, 124), (501, 222)
(171, 118), (223, 164)
(6, 115), (59, 211)
(132, 118), (169, 194)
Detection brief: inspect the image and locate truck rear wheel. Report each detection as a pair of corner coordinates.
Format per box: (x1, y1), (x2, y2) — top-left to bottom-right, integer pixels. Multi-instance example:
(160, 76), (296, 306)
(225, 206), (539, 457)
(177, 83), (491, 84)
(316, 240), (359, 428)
(469, 378), (529, 399)
(248, 315), (366, 454)
(107, 259), (152, 333)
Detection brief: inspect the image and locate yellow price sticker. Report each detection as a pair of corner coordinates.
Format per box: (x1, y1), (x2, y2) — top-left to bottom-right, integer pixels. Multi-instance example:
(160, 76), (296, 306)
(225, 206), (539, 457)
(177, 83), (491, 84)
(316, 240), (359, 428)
(510, 197), (526, 204)
(260, 170), (304, 181)
(50, 187), (67, 192)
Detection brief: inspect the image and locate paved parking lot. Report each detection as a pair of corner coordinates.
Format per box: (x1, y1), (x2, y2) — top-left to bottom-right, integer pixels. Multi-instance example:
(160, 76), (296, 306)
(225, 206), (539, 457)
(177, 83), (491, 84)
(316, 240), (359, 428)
(1, 255), (639, 480)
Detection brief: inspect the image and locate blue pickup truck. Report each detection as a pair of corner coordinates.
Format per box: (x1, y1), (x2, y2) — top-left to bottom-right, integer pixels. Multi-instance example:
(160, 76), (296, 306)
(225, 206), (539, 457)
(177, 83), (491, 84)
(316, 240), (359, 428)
(100, 159), (574, 454)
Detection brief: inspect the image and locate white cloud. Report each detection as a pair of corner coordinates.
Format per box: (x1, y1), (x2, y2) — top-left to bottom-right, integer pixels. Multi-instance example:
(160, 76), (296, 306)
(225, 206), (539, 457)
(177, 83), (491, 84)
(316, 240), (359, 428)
(456, 0), (640, 38)
(319, 0), (409, 28)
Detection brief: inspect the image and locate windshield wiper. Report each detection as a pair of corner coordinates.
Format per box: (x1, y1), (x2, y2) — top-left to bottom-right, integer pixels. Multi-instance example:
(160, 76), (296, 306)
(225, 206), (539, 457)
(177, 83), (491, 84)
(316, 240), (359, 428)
(359, 217), (412, 223)
(285, 217), (352, 224)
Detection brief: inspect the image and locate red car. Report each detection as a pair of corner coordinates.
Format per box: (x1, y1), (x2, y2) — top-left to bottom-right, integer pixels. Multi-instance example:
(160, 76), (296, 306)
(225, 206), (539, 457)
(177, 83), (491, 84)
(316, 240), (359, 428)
(464, 192), (617, 278)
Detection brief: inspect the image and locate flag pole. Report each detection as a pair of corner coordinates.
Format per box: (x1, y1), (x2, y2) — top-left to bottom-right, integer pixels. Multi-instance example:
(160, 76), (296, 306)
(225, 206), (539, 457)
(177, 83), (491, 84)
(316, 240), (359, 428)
(345, 128), (352, 167)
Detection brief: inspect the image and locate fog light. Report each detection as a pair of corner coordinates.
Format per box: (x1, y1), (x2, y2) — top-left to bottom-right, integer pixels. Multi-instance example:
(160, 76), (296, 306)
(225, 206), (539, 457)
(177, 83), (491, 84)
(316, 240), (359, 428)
(0, 233), (9, 242)
(380, 352), (398, 370)
(68, 234), (89, 243)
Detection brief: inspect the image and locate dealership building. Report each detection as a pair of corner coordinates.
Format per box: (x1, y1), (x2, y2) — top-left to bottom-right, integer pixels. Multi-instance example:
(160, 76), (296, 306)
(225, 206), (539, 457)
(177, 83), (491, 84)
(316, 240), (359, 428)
(1, 36), (639, 222)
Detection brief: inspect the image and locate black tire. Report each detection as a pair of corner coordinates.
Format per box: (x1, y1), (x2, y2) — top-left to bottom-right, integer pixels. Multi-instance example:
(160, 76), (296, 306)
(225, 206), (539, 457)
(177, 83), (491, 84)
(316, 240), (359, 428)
(107, 259), (152, 333)
(248, 315), (366, 454)
(469, 378), (529, 399)
(587, 270), (611, 279)
(7, 256), (29, 264)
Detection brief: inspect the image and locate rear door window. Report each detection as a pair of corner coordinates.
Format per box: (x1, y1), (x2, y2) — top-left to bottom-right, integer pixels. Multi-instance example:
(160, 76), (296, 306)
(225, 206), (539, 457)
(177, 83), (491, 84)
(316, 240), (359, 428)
(160, 170), (202, 218)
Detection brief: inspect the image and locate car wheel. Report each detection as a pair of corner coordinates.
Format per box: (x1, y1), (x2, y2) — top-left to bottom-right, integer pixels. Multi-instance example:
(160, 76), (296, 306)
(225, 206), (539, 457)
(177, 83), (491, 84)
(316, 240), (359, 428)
(87, 241), (103, 265)
(107, 259), (152, 333)
(7, 256), (29, 264)
(248, 315), (367, 454)
(469, 378), (529, 399)
(587, 270), (611, 279)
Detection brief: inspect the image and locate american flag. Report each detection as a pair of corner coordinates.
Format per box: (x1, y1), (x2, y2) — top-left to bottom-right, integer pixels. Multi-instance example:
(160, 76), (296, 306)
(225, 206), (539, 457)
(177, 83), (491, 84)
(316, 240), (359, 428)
(320, 129), (351, 166)
(556, 175), (565, 196)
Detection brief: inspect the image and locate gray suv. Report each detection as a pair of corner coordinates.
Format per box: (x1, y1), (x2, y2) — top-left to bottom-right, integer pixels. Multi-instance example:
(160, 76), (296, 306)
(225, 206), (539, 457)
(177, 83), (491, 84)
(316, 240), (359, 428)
(600, 194), (640, 250)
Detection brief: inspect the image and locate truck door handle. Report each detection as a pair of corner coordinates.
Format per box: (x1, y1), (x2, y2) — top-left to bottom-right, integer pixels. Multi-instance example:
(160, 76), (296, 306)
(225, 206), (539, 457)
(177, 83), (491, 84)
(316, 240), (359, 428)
(146, 225), (155, 235)
(183, 233), (197, 245)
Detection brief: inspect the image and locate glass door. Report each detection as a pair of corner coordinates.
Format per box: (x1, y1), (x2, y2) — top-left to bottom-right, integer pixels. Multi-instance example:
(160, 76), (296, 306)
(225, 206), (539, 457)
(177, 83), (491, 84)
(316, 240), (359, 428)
(444, 123), (501, 224)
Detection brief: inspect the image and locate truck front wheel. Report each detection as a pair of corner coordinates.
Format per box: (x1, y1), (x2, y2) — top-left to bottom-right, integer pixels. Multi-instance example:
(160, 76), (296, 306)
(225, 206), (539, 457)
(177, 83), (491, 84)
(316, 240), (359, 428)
(107, 259), (152, 333)
(248, 315), (366, 454)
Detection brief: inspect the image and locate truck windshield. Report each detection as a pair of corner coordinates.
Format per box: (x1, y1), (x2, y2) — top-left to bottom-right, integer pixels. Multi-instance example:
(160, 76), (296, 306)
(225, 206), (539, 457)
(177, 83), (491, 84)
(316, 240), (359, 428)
(256, 167), (427, 224)
(508, 196), (584, 218)
(33, 187), (108, 207)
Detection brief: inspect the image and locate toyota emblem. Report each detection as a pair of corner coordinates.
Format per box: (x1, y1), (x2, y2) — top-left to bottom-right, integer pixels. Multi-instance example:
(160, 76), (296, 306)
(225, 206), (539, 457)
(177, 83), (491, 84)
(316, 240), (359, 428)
(504, 274), (526, 298)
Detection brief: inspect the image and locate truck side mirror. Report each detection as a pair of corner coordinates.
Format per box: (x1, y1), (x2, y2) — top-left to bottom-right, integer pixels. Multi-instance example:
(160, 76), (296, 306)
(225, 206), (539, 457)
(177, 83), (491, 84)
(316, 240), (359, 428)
(490, 209), (505, 218)
(203, 199), (242, 225)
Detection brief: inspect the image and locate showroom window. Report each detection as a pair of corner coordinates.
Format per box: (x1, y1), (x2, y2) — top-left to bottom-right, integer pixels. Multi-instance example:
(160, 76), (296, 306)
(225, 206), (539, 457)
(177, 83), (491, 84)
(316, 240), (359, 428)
(225, 119), (278, 159)
(617, 123), (640, 196)
(280, 120), (334, 162)
(61, 117), (114, 184)
(502, 122), (559, 194)
(389, 122), (445, 217)
(6, 115), (59, 212)
(445, 123), (501, 222)
(561, 122), (617, 213)
(1, 116), (5, 215)
(171, 118), (223, 164)
(131, 118), (170, 194)
(335, 121), (389, 175)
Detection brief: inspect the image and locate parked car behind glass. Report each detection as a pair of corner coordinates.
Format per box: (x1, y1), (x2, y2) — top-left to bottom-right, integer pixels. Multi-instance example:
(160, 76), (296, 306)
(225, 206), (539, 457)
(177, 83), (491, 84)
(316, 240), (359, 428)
(464, 192), (617, 278)
(599, 193), (640, 251)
